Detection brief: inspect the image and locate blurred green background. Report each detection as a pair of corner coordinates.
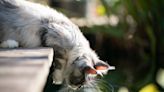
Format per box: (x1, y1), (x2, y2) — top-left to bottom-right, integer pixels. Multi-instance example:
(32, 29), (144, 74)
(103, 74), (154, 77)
(30, 0), (164, 92)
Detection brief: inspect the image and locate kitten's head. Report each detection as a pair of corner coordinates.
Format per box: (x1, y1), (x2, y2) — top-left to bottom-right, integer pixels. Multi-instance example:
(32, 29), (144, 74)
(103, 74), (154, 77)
(63, 51), (115, 91)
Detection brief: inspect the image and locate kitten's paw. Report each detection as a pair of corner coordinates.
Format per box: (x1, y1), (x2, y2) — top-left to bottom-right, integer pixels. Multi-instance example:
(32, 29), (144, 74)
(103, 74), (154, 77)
(53, 80), (63, 85)
(52, 69), (64, 85)
(0, 40), (19, 48)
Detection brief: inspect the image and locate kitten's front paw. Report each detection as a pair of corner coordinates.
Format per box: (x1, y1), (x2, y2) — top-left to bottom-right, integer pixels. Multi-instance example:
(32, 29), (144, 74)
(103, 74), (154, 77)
(53, 80), (63, 85)
(52, 69), (64, 85)
(0, 40), (19, 48)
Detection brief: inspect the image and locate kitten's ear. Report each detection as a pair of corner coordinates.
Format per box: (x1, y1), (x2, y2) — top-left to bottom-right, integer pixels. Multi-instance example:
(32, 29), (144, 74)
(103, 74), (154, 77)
(94, 62), (109, 70)
(94, 61), (115, 71)
(84, 66), (97, 74)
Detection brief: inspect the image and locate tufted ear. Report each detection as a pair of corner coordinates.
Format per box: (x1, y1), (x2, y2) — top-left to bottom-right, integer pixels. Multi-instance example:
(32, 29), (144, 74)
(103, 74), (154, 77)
(94, 61), (115, 71)
(95, 65), (108, 70)
(84, 66), (97, 74)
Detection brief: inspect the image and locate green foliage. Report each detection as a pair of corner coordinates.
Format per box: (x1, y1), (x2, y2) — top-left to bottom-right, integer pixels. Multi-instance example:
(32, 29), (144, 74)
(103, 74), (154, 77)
(81, 25), (125, 38)
(89, 0), (164, 91)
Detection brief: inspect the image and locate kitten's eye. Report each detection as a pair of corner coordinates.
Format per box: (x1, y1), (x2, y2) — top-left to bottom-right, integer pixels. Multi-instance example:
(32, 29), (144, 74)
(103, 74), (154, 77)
(84, 67), (97, 74)
(95, 65), (108, 70)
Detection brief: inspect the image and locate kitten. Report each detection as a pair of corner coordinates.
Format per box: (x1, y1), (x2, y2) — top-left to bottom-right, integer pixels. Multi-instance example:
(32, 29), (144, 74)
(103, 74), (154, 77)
(0, 0), (115, 91)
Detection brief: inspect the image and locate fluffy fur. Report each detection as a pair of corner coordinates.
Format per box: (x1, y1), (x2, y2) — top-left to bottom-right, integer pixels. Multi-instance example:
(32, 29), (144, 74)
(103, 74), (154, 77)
(0, 0), (114, 91)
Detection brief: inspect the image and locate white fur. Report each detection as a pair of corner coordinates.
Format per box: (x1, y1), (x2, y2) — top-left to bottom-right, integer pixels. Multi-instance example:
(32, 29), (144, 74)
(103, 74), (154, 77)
(0, 39), (19, 48)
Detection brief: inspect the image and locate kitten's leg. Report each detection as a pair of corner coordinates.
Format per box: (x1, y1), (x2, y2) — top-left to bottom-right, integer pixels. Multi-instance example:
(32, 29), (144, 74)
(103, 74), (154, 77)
(0, 39), (19, 48)
(53, 50), (67, 85)
(52, 58), (66, 85)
